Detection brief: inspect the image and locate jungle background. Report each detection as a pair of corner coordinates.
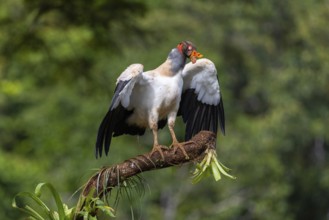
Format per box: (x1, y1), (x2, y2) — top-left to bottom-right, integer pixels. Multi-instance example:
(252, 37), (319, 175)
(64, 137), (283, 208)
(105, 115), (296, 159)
(1, 0), (328, 219)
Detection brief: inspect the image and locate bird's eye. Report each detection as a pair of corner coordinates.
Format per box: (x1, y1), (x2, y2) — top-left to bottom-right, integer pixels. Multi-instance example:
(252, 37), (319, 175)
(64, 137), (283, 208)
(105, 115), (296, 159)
(188, 45), (192, 50)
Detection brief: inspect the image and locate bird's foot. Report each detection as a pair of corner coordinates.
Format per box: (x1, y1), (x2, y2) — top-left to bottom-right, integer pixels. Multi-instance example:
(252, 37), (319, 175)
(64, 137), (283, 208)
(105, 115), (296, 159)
(150, 144), (167, 161)
(170, 141), (189, 159)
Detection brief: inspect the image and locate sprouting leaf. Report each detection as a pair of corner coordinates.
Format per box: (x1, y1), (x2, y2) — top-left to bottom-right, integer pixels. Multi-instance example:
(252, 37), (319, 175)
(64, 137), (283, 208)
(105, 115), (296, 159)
(211, 160), (222, 181)
(192, 149), (236, 183)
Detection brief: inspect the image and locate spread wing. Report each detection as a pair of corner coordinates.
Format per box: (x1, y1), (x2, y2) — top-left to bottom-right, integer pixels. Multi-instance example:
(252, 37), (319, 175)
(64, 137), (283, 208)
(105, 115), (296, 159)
(179, 58), (225, 141)
(95, 64), (145, 158)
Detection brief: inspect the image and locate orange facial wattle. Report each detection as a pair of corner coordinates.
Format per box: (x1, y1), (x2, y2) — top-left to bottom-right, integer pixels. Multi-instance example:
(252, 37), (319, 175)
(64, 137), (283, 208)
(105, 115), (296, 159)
(190, 50), (203, 63)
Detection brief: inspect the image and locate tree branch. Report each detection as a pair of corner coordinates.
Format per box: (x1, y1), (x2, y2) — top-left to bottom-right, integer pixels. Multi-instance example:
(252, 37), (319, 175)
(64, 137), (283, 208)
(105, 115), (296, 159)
(76, 131), (216, 215)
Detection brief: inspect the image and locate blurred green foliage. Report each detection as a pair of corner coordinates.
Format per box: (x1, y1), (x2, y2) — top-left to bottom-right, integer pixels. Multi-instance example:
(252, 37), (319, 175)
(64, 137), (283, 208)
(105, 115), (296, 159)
(1, 0), (328, 219)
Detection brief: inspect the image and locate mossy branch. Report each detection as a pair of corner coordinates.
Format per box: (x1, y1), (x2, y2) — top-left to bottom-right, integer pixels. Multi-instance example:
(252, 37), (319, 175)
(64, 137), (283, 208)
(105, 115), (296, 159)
(76, 131), (217, 216)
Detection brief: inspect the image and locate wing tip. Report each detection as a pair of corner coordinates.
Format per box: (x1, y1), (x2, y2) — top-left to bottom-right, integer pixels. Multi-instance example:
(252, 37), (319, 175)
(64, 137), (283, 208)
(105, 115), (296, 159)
(95, 110), (113, 159)
(221, 126), (226, 136)
(95, 141), (111, 159)
(218, 97), (225, 136)
(95, 138), (103, 159)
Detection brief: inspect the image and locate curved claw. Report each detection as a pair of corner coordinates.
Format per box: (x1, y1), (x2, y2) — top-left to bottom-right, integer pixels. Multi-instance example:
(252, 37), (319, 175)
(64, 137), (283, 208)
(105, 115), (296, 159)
(171, 142), (189, 159)
(150, 144), (167, 161)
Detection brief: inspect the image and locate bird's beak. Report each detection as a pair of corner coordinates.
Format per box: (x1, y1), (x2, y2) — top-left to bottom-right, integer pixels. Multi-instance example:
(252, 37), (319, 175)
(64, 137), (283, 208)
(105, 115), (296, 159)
(189, 50), (203, 64)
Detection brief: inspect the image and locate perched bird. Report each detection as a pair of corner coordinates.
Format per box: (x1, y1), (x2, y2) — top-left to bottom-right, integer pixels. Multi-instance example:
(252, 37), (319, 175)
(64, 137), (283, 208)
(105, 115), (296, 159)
(96, 41), (225, 159)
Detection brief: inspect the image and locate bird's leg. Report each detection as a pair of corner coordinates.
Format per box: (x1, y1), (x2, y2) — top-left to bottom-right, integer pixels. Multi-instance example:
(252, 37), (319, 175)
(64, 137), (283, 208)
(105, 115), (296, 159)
(168, 117), (189, 159)
(149, 120), (166, 160)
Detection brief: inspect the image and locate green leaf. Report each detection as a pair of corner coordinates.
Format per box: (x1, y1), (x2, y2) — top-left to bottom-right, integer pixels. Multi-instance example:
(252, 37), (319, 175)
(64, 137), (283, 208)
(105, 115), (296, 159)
(13, 191), (49, 220)
(192, 149), (236, 183)
(213, 156), (236, 180)
(12, 183), (71, 220)
(34, 183), (66, 220)
(211, 160), (222, 181)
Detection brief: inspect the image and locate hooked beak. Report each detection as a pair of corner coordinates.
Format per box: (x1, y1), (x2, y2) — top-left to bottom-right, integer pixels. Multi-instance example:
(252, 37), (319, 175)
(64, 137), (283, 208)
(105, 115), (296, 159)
(189, 50), (203, 64)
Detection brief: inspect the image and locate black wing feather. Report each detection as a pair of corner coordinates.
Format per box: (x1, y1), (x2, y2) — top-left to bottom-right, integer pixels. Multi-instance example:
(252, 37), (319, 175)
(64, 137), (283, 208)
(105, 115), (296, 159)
(96, 80), (145, 158)
(218, 97), (225, 135)
(95, 110), (112, 158)
(178, 89), (225, 141)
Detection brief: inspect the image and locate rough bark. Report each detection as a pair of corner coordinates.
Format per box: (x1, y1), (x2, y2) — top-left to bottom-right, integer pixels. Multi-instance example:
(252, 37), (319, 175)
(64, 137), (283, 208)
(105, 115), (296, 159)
(76, 131), (216, 215)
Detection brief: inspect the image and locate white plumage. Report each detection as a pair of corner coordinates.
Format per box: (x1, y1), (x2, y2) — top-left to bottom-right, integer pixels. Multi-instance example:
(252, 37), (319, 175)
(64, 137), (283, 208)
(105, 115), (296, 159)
(182, 58), (220, 105)
(96, 41), (225, 158)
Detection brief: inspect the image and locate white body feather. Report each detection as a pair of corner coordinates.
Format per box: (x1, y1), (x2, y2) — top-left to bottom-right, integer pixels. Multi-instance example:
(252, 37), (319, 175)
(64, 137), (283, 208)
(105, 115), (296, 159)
(117, 65), (183, 128)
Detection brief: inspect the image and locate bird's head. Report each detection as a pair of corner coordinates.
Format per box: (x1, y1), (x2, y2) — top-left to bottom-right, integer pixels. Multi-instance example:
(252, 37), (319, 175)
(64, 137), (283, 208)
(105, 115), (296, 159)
(177, 41), (203, 64)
